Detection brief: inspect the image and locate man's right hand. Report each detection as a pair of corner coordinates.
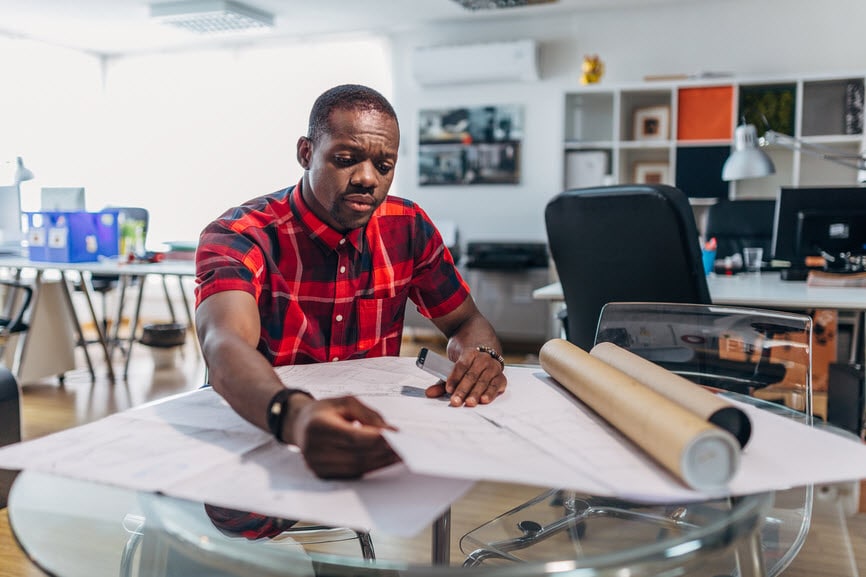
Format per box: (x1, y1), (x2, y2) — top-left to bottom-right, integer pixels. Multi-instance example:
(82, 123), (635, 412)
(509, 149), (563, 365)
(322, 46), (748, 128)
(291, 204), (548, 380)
(289, 396), (400, 479)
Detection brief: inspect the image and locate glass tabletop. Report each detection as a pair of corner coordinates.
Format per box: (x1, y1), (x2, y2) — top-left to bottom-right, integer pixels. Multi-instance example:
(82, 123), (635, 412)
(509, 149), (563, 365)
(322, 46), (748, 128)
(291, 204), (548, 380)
(7, 380), (829, 577)
(7, 467), (789, 577)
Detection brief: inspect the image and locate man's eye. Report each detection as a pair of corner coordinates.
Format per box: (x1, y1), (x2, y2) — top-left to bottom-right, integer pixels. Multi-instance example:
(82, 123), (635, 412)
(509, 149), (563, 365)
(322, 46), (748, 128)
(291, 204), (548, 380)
(377, 163), (393, 175)
(334, 156), (354, 166)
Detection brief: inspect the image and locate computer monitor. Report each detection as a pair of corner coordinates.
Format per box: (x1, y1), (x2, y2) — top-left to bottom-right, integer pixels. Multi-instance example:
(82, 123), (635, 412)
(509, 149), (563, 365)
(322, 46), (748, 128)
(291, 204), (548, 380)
(772, 185), (866, 268)
(41, 186), (86, 211)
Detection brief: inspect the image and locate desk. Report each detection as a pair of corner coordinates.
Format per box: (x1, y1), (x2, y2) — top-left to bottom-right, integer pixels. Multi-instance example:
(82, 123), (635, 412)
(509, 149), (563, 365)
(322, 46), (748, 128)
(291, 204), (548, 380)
(532, 273), (866, 310)
(0, 256), (196, 382)
(6, 470), (779, 577)
(6, 372), (854, 577)
(534, 272), (866, 364)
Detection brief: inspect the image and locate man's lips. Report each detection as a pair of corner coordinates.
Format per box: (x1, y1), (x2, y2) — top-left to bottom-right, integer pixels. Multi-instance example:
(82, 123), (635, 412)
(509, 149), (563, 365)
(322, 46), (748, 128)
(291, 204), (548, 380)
(343, 194), (375, 211)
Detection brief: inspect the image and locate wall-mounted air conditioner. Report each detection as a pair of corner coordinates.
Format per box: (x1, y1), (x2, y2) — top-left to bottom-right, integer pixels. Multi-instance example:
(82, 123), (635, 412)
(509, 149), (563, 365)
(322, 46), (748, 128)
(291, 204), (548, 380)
(412, 39), (539, 86)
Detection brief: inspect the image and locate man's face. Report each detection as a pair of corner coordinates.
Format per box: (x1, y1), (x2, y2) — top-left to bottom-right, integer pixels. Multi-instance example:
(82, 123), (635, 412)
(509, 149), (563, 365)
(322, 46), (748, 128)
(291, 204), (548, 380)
(297, 108), (399, 232)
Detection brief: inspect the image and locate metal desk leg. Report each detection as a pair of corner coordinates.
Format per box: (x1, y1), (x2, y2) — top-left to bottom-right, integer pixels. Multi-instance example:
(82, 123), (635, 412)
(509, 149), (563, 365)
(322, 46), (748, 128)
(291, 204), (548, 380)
(123, 274), (147, 380)
(11, 270), (35, 377)
(57, 272), (99, 382)
(109, 275), (130, 360)
(161, 274), (176, 323)
(432, 506), (451, 566)
(173, 274), (199, 356)
(73, 271), (116, 383)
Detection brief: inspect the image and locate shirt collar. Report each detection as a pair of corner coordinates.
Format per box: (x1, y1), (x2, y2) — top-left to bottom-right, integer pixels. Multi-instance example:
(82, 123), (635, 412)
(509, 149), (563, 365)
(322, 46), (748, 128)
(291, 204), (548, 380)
(291, 181), (364, 252)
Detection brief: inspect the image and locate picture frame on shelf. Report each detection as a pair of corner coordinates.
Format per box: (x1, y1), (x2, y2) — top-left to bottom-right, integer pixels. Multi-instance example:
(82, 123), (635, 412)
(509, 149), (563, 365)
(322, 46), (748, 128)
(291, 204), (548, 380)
(633, 161), (670, 185)
(633, 105), (670, 140)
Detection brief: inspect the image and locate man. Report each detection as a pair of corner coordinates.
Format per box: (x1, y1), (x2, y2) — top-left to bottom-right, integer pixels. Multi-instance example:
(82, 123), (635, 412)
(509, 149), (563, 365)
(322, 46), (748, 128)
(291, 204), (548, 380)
(195, 84), (507, 480)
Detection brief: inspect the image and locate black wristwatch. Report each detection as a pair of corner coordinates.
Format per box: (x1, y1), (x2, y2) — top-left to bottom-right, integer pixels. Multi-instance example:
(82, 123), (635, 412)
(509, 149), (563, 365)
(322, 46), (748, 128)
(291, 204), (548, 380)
(266, 388), (312, 444)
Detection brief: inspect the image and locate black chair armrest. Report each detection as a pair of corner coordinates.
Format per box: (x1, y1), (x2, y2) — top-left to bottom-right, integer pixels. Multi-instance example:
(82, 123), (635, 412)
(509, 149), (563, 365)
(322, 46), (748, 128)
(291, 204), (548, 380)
(0, 280), (33, 334)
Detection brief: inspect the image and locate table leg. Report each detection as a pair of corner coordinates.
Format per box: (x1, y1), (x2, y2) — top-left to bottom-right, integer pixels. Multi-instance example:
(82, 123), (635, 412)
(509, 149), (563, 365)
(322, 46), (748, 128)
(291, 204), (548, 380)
(109, 275), (130, 360)
(57, 272), (100, 382)
(161, 275), (177, 323)
(11, 270), (36, 377)
(432, 506), (451, 566)
(123, 274), (147, 380)
(173, 275), (199, 356)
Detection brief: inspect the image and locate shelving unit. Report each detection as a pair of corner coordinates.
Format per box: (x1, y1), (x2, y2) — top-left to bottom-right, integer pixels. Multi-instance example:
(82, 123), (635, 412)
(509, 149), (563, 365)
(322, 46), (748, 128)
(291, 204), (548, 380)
(562, 73), (866, 202)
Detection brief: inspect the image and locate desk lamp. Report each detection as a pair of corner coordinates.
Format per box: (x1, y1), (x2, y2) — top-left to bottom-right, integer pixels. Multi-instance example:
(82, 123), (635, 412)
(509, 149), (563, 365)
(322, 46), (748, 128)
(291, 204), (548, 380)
(722, 123), (866, 181)
(14, 157), (34, 188)
(0, 157), (34, 248)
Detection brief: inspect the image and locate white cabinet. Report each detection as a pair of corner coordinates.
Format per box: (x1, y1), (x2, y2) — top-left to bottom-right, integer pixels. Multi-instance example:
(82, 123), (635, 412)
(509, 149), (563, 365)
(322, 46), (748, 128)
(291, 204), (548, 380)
(563, 73), (866, 201)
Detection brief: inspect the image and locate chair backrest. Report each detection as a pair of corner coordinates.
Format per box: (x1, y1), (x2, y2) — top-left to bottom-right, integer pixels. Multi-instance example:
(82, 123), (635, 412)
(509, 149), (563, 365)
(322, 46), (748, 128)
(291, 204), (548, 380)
(545, 184), (711, 351)
(704, 199), (776, 259)
(0, 367), (21, 507)
(595, 302), (812, 415)
(0, 280), (33, 336)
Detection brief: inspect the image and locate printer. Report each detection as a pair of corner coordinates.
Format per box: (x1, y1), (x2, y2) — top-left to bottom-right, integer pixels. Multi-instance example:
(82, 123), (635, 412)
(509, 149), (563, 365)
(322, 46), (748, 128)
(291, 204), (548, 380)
(465, 241), (548, 270)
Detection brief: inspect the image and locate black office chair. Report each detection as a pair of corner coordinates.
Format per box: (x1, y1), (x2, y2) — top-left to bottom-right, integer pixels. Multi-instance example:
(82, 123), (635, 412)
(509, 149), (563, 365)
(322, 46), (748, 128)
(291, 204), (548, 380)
(545, 184), (711, 350)
(0, 367), (21, 508)
(0, 280), (34, 366)
(704, 199), (776, 260)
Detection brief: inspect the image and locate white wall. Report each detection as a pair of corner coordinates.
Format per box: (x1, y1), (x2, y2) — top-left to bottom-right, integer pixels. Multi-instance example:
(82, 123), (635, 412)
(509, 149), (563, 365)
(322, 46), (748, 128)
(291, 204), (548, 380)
(5, 0), (866, 248)
(1, 35), (391, 249)
(390, 0), (866, 246)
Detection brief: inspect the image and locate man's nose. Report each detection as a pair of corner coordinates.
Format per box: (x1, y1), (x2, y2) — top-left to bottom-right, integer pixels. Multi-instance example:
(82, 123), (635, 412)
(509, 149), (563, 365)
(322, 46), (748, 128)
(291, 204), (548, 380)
(350, 161), (378, 189)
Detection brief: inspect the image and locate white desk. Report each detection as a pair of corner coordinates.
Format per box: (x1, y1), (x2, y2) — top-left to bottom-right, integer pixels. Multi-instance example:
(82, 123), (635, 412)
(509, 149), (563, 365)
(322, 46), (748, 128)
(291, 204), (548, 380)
(0, 256), (196, 382)
(533, 271), (866, 363)
(533, 272), (866, 310)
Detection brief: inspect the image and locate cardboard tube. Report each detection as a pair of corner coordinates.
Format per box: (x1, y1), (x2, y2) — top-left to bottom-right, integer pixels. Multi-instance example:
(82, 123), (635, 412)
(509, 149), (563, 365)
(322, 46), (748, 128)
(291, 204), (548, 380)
(539, 339), (739, 491)
(590, 342), (752, 448)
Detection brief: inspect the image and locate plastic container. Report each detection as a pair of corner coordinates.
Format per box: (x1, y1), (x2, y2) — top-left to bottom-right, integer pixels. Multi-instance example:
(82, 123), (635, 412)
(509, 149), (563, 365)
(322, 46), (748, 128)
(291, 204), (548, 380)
(140, 323), (187, 370)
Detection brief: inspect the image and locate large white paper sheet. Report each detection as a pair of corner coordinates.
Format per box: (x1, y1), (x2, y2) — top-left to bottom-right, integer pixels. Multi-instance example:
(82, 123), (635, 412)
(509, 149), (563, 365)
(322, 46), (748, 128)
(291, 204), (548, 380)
(2, 356), (866, 537)
(278, 357), (866, 502)
(0, 386), (472, 536)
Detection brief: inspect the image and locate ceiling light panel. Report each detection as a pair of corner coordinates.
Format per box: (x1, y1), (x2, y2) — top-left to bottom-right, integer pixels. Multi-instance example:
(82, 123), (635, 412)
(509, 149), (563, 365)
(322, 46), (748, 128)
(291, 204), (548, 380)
(150, 0), (274, 34)
(451, 0), (558, 10)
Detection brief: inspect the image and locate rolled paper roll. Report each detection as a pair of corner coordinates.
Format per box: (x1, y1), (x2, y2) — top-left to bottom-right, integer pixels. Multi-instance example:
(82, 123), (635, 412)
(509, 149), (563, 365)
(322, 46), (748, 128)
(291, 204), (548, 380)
(539, 338), (740, 491)
(590, 342), (752, 448)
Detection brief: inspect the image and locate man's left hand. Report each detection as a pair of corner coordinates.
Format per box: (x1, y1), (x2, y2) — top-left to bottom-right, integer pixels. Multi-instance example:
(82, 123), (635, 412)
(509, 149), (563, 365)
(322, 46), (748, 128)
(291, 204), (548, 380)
(424, 348), (507, 407)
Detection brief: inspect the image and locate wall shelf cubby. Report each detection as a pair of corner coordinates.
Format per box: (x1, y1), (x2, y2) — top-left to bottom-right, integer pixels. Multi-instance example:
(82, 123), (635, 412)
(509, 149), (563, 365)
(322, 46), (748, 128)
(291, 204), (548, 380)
(562, 73), (866, 201)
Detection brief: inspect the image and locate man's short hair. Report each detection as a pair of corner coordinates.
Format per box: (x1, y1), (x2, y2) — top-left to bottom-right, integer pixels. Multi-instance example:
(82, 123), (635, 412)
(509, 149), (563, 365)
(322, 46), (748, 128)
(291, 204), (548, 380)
(307, 84), (398, 143)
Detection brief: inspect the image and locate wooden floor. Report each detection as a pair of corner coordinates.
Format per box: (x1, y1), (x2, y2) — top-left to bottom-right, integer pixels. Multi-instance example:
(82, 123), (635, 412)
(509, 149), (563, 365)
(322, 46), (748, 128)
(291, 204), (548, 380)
(1, 334), (866, 576)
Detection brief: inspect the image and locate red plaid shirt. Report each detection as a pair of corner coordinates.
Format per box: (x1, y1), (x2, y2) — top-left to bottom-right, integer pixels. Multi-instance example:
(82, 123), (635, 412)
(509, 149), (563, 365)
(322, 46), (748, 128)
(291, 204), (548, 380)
(195, 183), (469, 365)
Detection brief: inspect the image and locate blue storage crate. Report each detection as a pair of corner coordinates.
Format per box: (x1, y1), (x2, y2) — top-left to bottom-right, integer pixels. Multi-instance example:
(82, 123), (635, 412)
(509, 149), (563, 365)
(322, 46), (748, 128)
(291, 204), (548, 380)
(25, 211), (101, 263)
(95, 210), (121, 259)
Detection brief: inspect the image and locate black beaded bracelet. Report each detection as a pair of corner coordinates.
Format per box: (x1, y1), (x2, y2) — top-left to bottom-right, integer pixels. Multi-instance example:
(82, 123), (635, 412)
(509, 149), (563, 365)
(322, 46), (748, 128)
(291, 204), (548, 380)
(266, 388), (312, 444)
(476, 345), (505, 369)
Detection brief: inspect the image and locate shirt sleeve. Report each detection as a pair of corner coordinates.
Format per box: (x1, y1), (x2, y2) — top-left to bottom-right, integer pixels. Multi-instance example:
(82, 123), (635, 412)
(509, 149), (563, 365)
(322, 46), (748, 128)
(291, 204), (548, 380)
(194, 218), (266, 308)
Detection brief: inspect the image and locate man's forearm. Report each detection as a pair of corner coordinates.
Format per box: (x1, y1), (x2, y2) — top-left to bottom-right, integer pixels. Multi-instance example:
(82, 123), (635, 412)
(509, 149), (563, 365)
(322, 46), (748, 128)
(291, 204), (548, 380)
(203, 332), (295, 433)
(446, 312), (503, 361)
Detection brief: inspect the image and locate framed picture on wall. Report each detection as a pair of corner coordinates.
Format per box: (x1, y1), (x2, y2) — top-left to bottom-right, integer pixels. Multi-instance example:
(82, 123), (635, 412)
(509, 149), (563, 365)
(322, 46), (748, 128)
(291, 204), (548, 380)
(633, 161), (670, 184)
(633, 106), (670, 141)
(418, 104), (523, 185)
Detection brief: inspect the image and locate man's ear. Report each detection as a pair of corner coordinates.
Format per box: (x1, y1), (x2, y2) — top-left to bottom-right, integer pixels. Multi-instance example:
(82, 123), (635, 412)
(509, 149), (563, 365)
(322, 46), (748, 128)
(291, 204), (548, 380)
(297, 136), (311, 169)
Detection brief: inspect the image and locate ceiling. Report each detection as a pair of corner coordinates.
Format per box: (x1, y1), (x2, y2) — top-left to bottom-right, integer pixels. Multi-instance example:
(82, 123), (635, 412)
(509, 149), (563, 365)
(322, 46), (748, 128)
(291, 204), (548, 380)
(0, 0), (703, 57)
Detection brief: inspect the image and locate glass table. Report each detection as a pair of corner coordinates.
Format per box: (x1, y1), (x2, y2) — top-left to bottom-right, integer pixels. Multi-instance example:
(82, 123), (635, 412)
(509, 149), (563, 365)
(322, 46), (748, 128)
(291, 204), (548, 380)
(8, 469), (780, 577)
(4, 353), (832, 577)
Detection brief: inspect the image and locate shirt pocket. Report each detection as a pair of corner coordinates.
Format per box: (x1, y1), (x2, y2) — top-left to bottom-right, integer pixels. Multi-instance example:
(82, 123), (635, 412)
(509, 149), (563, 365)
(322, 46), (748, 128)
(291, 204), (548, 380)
(356, 293), (408, 354)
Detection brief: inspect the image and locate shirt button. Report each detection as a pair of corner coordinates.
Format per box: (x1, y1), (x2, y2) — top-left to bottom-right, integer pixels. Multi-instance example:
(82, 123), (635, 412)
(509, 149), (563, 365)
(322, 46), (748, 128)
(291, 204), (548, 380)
(332, 357), (339, 362)
(339, 238), (346, 245)
(336, 314), (343, 322)
(339, 265), (346, 274)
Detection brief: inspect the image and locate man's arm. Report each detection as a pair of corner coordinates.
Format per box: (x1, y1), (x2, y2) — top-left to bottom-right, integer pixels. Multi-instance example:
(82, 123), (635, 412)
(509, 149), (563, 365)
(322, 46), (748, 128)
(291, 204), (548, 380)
(428, 296), (507, 407)
(196, 291), (399, 478)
